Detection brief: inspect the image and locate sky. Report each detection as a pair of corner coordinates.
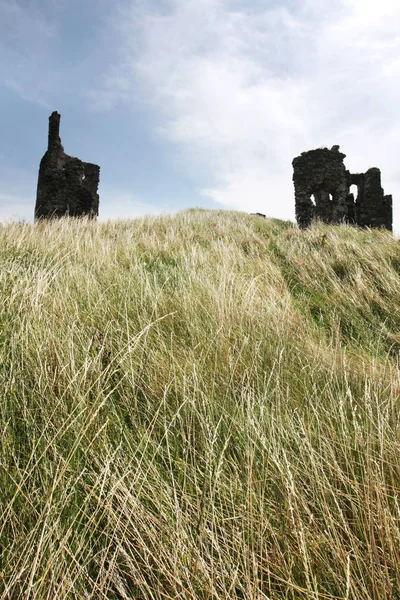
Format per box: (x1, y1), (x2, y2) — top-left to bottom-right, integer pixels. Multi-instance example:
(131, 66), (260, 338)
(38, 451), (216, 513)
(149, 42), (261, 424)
(1, 0), (400, 232)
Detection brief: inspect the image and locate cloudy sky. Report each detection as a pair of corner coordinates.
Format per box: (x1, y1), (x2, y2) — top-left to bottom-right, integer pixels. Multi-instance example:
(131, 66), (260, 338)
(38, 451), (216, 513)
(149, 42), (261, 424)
(1, 0), (400, 231)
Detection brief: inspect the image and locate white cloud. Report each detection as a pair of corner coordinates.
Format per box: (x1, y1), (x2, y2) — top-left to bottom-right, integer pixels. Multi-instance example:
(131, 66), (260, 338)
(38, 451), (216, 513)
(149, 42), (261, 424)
(4, 79), (52, 109)
(0, 0), (56, 50)
(99, 0), (400, 231)
(98, 189), (166, 221)
(0, 0), (57, 110)
(0, 192), (33, 222)
(0, 164), (37, 222)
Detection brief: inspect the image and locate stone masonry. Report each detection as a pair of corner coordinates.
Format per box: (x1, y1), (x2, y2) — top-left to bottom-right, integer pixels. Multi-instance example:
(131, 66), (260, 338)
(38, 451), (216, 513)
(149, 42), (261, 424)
(35, 112), (100, 220)
(292, 146), (392, 231)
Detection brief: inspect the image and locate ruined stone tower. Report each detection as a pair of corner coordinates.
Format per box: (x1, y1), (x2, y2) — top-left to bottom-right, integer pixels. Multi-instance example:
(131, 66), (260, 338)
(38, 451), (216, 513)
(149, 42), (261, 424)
(35, 112), (100, 220)
(292, 146), (392, 231)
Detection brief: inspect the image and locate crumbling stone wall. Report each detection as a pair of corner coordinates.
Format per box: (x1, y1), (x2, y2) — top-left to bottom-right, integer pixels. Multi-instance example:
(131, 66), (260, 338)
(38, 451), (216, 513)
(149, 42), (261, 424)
(349, 169), (392, 230)
(292, 146), (392, 231)
(35, 112), (100, 220)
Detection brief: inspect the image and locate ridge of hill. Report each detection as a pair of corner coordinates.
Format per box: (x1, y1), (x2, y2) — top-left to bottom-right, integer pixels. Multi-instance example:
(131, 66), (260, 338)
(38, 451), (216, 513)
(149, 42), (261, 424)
(1, 209), (400, 599)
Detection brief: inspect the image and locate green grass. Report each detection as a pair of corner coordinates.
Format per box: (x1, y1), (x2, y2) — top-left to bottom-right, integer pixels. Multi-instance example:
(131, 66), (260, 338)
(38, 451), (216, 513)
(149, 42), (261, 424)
(1, 209), (400, 599)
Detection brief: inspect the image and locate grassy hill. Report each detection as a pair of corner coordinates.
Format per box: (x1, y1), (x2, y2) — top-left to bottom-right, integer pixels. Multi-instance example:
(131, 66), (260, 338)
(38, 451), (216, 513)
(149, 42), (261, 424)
(1, 209), (400, 599)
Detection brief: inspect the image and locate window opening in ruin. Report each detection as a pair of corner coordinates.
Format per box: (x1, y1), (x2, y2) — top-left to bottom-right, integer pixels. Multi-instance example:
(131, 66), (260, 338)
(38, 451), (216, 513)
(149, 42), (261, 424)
(329, 193), (333, 202)
(350, 184), (358, 201)
(311, 194), (316, 206)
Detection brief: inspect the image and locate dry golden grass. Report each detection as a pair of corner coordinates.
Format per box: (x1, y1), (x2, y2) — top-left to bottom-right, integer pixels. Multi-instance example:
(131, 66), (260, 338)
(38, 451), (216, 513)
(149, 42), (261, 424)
(1, 209), (400, 599)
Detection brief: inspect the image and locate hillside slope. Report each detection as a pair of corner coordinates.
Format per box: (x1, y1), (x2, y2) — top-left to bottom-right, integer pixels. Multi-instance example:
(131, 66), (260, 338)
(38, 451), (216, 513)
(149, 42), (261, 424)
(1, 209), (400, 599)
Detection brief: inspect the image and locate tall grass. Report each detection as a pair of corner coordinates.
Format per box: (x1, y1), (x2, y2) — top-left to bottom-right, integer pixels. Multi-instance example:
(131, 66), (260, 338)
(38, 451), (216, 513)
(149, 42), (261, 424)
(1, 209), (400, 599)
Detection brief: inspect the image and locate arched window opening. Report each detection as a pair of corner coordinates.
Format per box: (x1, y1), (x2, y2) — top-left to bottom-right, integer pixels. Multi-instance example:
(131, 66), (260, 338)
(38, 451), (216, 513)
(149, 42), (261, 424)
(350, 184), (358, 201)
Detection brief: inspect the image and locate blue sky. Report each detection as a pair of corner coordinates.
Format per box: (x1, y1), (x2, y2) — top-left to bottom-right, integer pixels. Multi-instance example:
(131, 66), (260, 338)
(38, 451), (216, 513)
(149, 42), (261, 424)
(1, 0), (400, 232)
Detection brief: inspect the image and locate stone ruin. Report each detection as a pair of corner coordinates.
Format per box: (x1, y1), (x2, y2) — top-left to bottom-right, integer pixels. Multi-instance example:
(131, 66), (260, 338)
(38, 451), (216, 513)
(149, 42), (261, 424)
(292, 146), (392, 231)
(35, 111), (100, 220)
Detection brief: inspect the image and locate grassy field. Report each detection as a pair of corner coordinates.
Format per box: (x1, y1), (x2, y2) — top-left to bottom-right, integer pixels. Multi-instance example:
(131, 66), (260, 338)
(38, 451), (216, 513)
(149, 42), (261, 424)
(1, 208), (400, 599)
